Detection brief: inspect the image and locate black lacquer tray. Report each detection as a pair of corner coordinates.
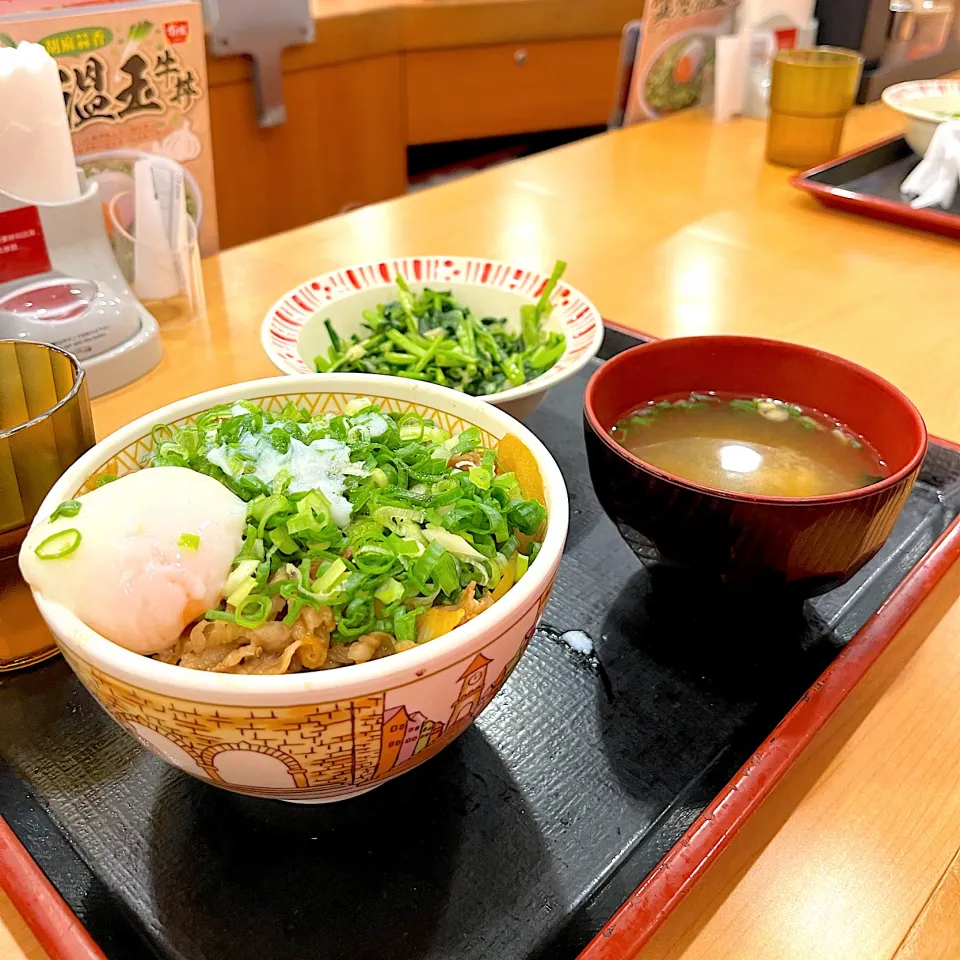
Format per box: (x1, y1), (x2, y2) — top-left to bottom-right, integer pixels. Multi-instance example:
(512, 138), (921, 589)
(792, 135), (960, 241)
(2, 325), (960, 960)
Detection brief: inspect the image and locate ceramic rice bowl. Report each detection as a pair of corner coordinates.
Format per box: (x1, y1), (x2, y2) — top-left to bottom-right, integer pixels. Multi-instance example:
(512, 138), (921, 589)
(25, 374), (568, 802)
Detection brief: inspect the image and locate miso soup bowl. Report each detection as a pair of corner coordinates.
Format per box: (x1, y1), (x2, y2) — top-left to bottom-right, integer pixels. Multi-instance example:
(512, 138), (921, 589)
(584, 336), (927, 598)
(25, 374), (568, 802)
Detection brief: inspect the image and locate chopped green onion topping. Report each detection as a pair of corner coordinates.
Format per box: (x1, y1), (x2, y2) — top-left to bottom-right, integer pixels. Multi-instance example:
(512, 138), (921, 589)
(394, 607), (419, 644)
(235, 595), (272, 629)
(178, 533), (200, 551)
(204, 609), (236, 622)
(374, 576), (404, 605)
(34, 528), (82, 560)
(227, 576), (257, 610)
(147, 399), (548, 646)
(315, 558), (347, 595)
(49, 500), (81, 522)
(469, 466), (492, 491)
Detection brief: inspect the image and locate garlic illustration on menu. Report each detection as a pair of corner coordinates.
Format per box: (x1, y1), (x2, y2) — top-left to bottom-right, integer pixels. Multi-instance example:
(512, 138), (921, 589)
(151, 119), (202, 164)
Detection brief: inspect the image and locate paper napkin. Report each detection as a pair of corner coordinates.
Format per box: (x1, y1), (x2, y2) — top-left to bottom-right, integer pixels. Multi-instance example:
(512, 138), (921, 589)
(901, 120), (960, 210)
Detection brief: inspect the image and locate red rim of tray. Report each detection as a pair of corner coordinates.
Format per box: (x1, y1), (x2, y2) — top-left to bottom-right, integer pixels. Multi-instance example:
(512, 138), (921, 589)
(576, 461), (960, 958)
(790, 135), (960, 241)
(0, 816), (107, 960)
(2, 320), (959, 960)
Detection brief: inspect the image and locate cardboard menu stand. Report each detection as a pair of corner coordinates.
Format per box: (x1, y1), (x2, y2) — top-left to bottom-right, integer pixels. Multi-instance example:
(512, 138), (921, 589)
(0, 0), (218, 255)
(624, 0), (738, 124)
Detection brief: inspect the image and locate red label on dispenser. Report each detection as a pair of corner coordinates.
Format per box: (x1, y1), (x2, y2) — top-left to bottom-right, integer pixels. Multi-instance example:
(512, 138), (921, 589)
(164, 19), (190, 44)
(0, 206), (52, 284)
(774, 27), (798, 50)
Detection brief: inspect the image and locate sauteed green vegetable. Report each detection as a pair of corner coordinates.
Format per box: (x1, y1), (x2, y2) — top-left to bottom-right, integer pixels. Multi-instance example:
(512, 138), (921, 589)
(314, 260), (568, 396)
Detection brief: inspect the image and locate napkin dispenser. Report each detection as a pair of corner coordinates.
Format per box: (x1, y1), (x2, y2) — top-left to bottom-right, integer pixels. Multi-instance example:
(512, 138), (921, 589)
(0, 173), (161, 398)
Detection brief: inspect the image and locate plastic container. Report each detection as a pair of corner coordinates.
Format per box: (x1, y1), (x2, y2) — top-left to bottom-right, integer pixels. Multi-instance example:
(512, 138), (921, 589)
(0, 340), (94, 671)
(108, 191), (205, 326)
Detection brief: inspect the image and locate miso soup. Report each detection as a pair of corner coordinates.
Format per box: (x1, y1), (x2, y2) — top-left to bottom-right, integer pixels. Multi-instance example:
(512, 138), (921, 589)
(611, 392), (888, 497)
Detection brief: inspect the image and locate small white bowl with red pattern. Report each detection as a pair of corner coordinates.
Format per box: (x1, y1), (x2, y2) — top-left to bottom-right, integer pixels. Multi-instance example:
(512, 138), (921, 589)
(261, 256), (605, 421)
(883, 78), (960, 156)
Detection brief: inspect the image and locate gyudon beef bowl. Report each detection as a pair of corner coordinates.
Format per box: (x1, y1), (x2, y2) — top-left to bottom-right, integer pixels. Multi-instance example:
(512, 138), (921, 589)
(20, 375), (567, 802)
(584, 336), (926, 597)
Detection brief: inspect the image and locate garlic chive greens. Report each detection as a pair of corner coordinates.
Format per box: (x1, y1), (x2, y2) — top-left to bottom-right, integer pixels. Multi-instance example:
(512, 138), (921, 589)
(147, 397), (546, 651)
(314, 260), (568, 396)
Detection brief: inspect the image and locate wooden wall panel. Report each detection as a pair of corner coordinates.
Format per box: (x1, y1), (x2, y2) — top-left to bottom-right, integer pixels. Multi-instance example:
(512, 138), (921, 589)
(405, 38), (620, 145)
(209, 55), (407, 249)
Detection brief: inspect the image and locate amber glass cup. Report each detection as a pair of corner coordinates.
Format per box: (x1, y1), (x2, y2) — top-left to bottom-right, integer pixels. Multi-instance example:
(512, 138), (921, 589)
(0, 341), (95, 671)
(766, 47), (864, 168)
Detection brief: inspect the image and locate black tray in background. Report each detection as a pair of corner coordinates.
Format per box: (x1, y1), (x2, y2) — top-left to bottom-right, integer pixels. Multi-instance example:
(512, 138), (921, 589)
(792, 136), (960, 240)
(3, 326), (960, 960)
(806, 137), (940, 204)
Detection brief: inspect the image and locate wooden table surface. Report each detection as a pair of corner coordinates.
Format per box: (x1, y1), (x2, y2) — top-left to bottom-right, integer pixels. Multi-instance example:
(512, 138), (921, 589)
(5, 97), (960, 960)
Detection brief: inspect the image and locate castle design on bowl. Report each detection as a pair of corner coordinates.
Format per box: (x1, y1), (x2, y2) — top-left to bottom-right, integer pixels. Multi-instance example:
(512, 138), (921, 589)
(65, 630), (538, 802)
